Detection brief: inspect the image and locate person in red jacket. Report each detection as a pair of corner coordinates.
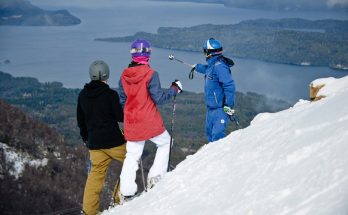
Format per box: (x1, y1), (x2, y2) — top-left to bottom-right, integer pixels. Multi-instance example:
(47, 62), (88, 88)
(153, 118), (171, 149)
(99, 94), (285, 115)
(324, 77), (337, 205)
(118, 39), (182, 201)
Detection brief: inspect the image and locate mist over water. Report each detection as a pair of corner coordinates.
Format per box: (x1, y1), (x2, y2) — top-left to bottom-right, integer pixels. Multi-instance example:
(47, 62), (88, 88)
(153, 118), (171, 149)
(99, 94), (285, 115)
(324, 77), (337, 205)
(1, 1), (347, 103)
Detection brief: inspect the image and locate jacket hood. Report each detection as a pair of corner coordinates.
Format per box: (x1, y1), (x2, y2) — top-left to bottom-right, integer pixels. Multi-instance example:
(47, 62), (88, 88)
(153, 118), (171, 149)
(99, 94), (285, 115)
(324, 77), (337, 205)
(221, 56), (235, 67)
(122, 64), (151, 84)
(207, 55), (234, 67)
(83, 81), (109, 98)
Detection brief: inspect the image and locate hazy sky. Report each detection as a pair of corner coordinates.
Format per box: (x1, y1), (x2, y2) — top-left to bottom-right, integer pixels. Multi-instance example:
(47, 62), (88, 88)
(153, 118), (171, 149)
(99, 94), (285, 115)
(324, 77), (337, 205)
(30, 0), (146, 8)
(222, 0), (348, 10)
(30, 0), (348, 10)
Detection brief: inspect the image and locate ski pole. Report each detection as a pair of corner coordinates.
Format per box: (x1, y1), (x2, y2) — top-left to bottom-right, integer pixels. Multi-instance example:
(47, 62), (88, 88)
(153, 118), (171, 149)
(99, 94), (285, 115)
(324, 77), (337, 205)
(111, 179), (120, 206)
(224, 107), (242, 129)
(168, 54), (193, 68)
(139, 159), (147, 192)
(167, 95), (177, 172)
(168, 54), (195, 80)
(229, 114), (242, 129)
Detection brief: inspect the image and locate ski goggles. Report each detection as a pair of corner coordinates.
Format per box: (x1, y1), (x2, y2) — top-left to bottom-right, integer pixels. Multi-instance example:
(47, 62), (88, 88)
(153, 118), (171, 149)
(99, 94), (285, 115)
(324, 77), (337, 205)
(130, 47), (152, 54)
(203, 47), (223, 55)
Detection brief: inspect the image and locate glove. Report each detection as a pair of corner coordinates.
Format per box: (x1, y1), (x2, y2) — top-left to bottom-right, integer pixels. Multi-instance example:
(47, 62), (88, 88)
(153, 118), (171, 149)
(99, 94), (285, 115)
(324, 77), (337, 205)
(223, 106), (235, 116)
(171, 80), (183, 93)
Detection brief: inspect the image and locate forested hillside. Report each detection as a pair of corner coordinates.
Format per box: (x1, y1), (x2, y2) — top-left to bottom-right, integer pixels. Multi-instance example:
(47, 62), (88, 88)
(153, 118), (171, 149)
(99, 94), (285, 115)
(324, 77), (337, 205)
(0, 99), (86, 214)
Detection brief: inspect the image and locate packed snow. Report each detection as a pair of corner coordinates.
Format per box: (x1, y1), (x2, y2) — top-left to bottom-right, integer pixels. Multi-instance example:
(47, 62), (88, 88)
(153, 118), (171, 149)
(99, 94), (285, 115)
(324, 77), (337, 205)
(0, 142), (48, 179)
(104, 76), (348, 215)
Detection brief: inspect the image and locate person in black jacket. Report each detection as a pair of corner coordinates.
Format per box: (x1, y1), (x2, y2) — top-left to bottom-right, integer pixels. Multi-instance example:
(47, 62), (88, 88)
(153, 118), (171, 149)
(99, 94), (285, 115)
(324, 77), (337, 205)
(77, 60), (125, 215)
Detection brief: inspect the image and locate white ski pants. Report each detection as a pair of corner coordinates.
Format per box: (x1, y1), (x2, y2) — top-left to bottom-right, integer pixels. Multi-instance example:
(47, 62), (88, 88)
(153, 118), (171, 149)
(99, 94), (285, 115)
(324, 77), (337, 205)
(120, 130), (171, 196)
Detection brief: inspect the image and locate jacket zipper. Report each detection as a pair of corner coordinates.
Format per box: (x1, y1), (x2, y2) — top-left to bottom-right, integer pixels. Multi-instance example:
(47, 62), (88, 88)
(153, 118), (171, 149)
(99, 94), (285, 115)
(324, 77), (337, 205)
(213, 92), (218, 104)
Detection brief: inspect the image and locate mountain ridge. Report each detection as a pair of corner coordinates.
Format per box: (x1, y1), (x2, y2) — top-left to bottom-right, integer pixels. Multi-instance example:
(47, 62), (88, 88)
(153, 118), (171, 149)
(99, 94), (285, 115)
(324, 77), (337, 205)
(0, 0), (81, 26)
(96, 18), (348, 71)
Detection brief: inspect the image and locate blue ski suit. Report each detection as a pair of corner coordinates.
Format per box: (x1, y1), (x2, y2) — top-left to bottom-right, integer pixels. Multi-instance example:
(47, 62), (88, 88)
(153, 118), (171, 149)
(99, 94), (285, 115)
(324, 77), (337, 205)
(195, 55), (236, 142)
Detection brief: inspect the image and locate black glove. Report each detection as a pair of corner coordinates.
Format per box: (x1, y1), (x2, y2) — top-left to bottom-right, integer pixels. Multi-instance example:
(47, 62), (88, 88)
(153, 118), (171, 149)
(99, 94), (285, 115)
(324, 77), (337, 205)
(189, 67), (195, 80)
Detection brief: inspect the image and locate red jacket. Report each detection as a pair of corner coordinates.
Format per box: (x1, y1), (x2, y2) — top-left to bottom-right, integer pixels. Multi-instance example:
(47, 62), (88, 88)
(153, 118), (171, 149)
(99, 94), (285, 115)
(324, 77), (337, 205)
(121, 64), (166, 141)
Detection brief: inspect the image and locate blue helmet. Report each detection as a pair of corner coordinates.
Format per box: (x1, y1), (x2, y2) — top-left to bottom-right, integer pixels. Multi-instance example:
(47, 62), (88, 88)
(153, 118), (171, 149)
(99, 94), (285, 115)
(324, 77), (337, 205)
(203, 38), (223, 57)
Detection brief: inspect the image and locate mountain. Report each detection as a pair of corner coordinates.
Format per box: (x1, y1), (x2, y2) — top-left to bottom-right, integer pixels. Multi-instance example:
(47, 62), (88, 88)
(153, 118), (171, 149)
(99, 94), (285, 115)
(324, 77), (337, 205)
(153, 0), (348, 11)
(104, 75), (348, 215)
(0, 0), (81, 26)
(96, 18), (348, 70)
(0, 99), (86, 214)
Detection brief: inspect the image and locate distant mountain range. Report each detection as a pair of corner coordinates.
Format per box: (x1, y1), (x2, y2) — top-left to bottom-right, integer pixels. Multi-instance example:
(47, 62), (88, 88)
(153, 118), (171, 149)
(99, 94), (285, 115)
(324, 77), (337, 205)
(153, 0), (348, 11)
(0, 0), (81, 26)
(96, 18), (348, 70)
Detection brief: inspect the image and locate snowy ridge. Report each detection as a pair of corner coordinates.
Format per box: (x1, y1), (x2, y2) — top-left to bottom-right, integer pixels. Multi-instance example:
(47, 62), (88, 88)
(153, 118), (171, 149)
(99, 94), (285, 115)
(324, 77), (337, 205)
(0, 142), (48, 179)
(104, 76), (348, 215)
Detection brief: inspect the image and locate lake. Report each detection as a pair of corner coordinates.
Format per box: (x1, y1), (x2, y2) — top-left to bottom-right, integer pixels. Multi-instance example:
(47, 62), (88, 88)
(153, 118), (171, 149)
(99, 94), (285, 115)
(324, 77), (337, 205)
(0, 1), (347, 103)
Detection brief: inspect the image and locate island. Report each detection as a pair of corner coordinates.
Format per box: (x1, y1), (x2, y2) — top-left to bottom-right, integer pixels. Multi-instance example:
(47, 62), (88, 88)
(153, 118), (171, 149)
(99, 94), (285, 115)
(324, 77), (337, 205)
(152, 0), (348, 11)
(96, 18), (348, 71)
(0, 0), (81, 26)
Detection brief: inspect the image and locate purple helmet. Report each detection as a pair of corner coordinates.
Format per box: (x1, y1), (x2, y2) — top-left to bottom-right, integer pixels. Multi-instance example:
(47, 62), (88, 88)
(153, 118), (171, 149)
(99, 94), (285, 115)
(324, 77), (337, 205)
(130, 39), (151, 57)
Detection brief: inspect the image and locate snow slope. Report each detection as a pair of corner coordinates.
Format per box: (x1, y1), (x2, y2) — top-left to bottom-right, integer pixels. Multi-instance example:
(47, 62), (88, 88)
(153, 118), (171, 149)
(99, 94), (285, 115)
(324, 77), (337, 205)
(104, 76), (348, 215)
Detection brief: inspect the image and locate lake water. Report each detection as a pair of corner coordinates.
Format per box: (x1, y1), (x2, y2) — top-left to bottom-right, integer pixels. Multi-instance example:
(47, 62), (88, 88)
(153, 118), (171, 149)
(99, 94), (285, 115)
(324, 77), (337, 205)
(0, 1), (347, 103)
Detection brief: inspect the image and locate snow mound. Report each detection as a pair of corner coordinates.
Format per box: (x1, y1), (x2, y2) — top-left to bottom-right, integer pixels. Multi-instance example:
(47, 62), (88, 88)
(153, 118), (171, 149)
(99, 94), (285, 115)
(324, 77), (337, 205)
(104, 76), (348, 215)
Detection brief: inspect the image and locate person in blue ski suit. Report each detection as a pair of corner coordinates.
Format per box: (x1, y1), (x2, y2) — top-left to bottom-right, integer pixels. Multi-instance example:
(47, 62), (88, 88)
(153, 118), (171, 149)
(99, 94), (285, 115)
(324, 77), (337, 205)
(194, 38), (236, 142)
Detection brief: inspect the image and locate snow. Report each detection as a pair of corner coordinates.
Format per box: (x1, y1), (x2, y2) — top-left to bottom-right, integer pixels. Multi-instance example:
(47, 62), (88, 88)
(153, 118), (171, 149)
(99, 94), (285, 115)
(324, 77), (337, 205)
(0, 142), (48, 179)
(312, 76), (348, 98)
(103, 76), (348, 215)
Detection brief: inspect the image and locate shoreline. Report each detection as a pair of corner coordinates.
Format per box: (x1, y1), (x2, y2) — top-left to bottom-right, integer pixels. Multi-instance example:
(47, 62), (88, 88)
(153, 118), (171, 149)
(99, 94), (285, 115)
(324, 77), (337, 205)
(95, 39), (348, 72)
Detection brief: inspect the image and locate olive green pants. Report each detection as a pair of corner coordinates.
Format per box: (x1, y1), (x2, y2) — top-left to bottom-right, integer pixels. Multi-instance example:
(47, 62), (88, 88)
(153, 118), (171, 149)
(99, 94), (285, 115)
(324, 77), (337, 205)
(83, 144), (126, 215)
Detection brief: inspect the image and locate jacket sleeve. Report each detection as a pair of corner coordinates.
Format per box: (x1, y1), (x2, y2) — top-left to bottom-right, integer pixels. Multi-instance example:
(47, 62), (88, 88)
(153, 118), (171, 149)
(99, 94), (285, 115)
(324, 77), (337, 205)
(111, 90), (124, 122)
(195, 64), (207, 74)
(118, 79), (127, 109)
(217, 64), (236, 107)
(76, 94), (88, 142)
(148, 71), (177, 105)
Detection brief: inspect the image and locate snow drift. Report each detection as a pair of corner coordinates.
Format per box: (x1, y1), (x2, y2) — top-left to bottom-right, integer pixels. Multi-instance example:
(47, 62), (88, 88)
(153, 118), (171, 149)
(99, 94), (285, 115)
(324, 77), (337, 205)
(104, 76), (348, 215)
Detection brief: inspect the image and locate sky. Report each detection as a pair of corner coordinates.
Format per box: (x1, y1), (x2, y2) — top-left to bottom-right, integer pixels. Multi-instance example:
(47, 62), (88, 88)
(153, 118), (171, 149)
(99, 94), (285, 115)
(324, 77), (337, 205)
(102, 75), (348, 215)
(29, 0), (348, 10)
(222, 0), (348, 10)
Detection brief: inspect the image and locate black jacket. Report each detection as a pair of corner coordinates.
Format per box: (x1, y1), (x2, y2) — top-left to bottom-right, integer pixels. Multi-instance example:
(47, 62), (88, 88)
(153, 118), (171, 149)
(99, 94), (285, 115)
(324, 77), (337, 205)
(77, 81), (125, 149)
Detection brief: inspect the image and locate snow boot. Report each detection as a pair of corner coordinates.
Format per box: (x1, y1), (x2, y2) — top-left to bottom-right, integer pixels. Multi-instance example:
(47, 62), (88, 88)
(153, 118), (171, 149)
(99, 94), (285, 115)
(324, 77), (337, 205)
(118, 192), (140, 205)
